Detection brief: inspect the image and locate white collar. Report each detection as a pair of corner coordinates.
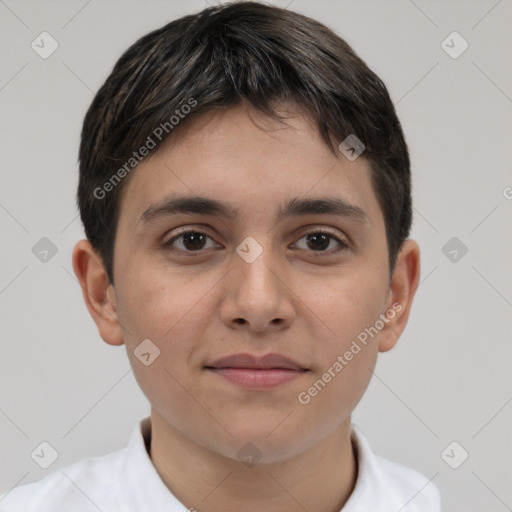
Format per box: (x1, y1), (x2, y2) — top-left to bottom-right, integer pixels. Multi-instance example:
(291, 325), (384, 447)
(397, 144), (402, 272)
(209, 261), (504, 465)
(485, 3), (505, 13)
(116, 417), (439, 511)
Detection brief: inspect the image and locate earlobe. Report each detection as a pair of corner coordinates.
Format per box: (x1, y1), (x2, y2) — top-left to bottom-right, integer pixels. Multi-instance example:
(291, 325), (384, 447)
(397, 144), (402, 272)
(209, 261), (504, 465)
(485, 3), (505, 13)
(72, 239), (125, 346)
(378, 239), (421, 353)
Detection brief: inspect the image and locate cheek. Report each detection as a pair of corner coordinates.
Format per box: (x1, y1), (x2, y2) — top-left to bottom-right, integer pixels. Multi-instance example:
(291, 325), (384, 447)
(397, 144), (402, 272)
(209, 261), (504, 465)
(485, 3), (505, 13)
(116, 260), (206, 338)
(116, 276), (170, 340)
(301, 271), (386, 349)
(294, 272), (386, 405)
(112, 268), (186, 385)
(113, 266), (212, 410)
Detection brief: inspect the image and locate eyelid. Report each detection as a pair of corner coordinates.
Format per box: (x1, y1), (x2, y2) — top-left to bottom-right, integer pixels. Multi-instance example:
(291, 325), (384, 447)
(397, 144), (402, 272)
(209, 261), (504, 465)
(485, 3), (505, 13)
(163, 226), (219, 247)
(291, 228), (351, 252)
(293, 224), (351, 244)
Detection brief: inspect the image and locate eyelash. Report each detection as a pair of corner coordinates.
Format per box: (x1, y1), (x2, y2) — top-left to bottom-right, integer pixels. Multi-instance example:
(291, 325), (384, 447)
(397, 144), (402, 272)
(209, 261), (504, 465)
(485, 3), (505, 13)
(162, 228), (351, 255)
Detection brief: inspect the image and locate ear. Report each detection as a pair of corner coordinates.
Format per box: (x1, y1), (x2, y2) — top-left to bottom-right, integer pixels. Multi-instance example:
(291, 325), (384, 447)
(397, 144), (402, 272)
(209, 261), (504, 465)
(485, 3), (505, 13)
(72, 239), (125, 346)
(378, 239), (421, 353)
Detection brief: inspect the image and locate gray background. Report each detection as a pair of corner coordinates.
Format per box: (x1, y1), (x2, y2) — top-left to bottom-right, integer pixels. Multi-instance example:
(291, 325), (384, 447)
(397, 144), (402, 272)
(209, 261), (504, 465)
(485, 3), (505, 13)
(0, 0), (511, 510)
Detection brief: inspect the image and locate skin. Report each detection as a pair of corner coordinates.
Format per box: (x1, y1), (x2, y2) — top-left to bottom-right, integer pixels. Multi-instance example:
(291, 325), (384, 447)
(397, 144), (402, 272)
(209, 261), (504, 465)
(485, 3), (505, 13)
(73, 103), (420, 512)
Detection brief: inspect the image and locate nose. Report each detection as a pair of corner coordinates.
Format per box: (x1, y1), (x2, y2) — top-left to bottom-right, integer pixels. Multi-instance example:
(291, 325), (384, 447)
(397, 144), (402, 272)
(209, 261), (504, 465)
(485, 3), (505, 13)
(219, 242), (295, 333)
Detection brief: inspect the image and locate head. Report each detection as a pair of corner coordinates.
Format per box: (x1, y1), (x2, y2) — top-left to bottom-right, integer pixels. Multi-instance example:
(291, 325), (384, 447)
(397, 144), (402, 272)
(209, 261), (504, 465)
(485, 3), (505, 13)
(73, 1), (420, 463)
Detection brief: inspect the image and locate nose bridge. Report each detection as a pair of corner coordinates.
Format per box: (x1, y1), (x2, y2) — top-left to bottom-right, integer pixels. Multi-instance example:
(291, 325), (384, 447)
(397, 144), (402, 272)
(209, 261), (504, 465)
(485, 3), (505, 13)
(220, 233), (294, 330)
(234, 234), (281, 298)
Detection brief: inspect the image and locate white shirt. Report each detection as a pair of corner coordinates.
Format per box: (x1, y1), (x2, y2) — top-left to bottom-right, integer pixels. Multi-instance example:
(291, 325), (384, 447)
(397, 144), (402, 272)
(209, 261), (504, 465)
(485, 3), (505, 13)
(0, 416), (441, 511)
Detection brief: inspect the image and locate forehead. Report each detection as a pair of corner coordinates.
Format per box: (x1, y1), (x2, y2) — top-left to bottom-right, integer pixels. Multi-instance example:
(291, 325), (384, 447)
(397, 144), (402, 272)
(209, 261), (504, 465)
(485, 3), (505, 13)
(117, 104), (380, 227)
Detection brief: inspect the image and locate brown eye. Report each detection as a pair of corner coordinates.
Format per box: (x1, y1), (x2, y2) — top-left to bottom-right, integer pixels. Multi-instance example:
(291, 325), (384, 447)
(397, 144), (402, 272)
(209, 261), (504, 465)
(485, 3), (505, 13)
(164, 230), (217, 252)
(306, 232), (330, 251)
(294, 231), (349, 253)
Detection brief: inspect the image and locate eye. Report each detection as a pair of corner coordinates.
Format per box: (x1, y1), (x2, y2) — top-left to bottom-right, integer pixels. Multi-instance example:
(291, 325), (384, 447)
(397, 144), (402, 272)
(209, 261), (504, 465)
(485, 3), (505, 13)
(294, 230), (350, 253)
(163, 229), (219, 252)
(162, 228), (350, 255)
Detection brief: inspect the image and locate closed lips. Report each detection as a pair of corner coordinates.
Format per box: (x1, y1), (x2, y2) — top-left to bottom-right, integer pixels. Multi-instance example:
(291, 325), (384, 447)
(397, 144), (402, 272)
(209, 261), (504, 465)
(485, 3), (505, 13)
(205, 352), (308, 371)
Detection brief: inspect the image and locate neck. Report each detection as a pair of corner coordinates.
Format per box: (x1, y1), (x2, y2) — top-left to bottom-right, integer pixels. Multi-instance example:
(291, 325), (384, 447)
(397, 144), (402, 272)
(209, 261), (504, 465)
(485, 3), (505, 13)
(148, 409), (358, 512)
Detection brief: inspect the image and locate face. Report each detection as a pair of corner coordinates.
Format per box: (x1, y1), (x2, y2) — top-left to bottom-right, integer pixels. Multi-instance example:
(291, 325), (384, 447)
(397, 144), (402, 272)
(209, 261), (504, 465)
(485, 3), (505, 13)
(101, 105), (398, 462)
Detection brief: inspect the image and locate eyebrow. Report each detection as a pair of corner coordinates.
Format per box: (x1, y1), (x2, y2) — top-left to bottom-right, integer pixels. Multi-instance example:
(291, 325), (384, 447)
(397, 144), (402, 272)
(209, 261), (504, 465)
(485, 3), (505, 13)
(137, 195), (369, 226)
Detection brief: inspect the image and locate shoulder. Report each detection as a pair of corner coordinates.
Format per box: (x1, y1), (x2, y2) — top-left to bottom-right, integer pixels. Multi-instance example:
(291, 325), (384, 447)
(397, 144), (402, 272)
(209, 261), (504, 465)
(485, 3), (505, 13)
(0, 448), (126, 512)
(344, 426), (441, 512)
(373, 454), (441, 509)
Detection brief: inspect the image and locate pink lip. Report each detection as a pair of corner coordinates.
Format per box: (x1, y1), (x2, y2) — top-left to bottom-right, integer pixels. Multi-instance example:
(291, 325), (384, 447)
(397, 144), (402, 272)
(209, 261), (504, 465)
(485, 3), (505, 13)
(205, 353), (309, 390)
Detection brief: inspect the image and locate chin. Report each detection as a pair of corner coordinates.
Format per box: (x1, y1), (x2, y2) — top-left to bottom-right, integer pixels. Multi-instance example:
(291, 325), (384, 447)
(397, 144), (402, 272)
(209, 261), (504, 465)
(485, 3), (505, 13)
(218, 422), (314, 464)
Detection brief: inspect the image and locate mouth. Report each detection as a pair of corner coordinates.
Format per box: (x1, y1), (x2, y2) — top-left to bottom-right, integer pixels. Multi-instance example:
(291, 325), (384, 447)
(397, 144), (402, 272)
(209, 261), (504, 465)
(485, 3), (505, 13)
(204, 353), (309, 390)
